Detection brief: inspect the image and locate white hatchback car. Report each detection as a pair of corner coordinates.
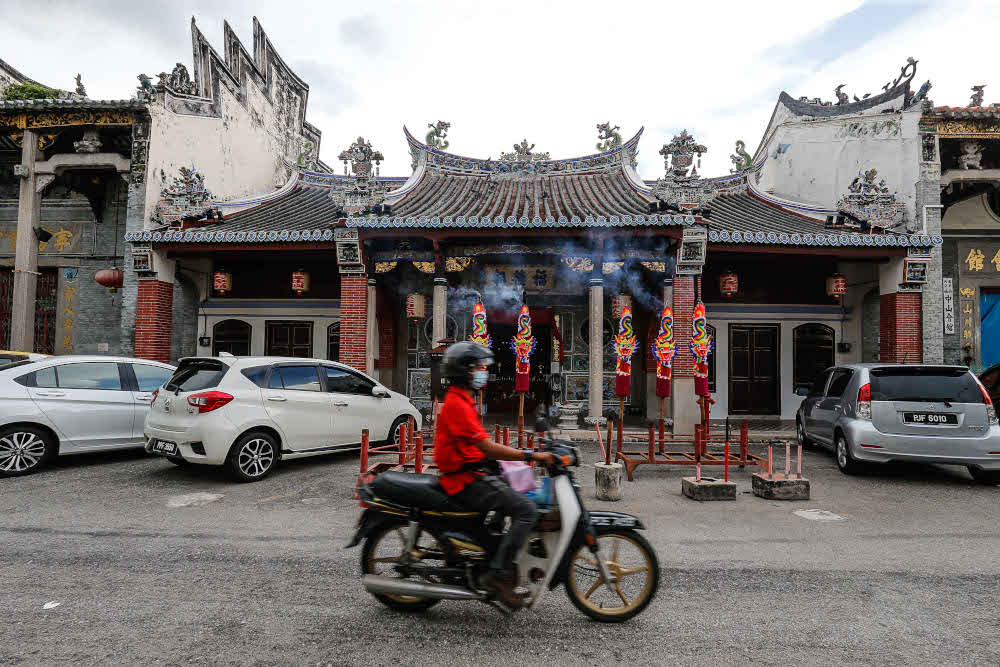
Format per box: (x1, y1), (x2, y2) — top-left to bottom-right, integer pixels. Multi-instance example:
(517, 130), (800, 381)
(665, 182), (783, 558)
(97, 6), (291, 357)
(144, 356), (421, 481)
(0, 356), (176, 477)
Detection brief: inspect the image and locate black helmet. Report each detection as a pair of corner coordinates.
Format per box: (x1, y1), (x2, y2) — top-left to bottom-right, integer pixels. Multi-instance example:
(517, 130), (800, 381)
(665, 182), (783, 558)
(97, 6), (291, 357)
(441, 341), (494, 384)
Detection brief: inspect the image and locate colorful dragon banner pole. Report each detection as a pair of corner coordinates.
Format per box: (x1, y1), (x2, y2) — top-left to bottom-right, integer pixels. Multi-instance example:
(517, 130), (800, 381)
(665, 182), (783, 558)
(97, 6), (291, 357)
(510, 305), (535, 394)
(691, 301), (714, 397)
(613, 305), (636, 398)
(652, 306), (676, 398)
(469, 302), (492, 348)
(469, 301), (492, 418)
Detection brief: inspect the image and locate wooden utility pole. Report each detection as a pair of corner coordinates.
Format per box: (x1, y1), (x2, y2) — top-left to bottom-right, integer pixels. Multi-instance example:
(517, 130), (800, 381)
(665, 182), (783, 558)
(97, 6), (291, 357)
(11, 129), (42, 352)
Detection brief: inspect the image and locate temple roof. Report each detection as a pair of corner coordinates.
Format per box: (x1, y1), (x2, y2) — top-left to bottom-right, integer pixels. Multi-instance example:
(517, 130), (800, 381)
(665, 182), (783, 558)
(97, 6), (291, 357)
(926, 105), (1000, 119)
(0, 98), (144, 112)
(129, 176), (941, 250)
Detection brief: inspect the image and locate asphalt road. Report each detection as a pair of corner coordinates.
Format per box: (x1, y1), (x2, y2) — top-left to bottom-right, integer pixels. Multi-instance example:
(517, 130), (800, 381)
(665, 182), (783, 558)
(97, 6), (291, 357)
(2, 441), (999, 666)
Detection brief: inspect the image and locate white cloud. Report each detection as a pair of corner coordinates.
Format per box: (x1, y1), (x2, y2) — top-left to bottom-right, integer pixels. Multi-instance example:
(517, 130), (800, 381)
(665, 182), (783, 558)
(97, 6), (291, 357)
(1, 0), (990, 180)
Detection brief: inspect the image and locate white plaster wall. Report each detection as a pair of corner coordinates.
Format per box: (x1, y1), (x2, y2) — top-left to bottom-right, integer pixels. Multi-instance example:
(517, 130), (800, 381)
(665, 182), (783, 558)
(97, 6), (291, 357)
(942, 193), (1000, 231)
(195, 304), (340, 360)
(755, 110), (923, 226)
(143, 76), (298, 226)
(701, 304), (863, 420)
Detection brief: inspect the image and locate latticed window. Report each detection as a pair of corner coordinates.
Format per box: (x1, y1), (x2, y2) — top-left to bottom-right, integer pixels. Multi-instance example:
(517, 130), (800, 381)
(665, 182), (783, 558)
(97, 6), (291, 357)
(328, 321), (340, 361)
(793, 323), (835, 391)
(212, 319), (251, 356)
(0, 267), (56, 353)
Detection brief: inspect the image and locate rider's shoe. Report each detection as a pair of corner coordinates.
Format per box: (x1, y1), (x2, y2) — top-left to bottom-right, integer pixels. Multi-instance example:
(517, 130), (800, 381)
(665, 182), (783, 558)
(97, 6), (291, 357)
(480, 570), (528, 610)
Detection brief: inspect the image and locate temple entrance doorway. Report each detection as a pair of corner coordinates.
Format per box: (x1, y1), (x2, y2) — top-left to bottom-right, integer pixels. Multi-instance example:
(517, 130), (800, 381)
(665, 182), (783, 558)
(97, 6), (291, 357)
(729, 324), (780, 414)
(485, 322), (552, 417)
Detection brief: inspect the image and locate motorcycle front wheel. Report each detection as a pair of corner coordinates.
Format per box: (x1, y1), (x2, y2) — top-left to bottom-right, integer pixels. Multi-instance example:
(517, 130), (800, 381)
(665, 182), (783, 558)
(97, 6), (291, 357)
(565, 529), (659, 622)
(361, 522), (447, 612)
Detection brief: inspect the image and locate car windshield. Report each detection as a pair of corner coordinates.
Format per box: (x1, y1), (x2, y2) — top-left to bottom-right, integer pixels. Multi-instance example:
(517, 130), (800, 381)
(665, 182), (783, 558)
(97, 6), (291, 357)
(870, 367), (983, 403)
(164, 359), (228, 393)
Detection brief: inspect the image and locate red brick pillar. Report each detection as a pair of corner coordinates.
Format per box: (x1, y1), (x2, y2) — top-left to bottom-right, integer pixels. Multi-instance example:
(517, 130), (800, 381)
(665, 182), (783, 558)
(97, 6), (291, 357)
(879, 292), (923, 363)
(672, 276), (699, 378)
(135, 279), (173, 363)
(339, 275), (369, 371)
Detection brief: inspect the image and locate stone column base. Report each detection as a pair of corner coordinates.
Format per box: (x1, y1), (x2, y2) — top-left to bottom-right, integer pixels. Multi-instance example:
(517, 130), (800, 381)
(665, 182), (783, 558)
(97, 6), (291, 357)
(681, 476), (737, 501)
(595, 462), (623, 501)
(751, 473), (810, 500)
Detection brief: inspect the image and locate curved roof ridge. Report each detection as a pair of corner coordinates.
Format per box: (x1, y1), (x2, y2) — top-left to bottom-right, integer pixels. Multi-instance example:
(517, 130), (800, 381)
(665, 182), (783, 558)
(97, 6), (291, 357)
(402, 125), (643, 172)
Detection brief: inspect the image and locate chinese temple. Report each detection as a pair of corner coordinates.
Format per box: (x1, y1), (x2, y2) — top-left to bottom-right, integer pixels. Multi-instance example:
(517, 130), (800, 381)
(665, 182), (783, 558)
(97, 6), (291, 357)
(127, 56), (945, 433)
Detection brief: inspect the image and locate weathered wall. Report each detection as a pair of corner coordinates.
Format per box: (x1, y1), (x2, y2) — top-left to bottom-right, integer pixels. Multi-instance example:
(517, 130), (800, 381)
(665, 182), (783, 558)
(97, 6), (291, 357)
(144, 78), (299, 221)
(0, 176), (127, 355)
(756, 110), (922, 227)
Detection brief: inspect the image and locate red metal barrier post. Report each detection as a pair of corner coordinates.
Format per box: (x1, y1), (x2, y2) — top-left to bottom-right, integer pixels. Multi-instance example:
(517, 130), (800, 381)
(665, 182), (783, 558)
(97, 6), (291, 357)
(360, 429), (369, 474)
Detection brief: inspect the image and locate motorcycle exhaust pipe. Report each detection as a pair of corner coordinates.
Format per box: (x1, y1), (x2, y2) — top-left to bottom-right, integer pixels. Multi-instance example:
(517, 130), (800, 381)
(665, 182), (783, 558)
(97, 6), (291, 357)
(363, 574), (486, 601)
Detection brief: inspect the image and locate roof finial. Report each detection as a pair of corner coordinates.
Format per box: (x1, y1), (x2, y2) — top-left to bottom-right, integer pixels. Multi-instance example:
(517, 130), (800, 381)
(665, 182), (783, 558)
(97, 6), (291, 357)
(596, 122), (622, 152)
(971, 84), (986, 107)
(426, 121), (450, 149)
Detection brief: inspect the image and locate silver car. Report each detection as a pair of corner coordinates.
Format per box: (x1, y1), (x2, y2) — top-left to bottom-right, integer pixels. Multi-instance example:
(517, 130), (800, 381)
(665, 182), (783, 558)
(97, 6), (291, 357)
(795, 364), (1000, 484)
(0, 356), (175, 477)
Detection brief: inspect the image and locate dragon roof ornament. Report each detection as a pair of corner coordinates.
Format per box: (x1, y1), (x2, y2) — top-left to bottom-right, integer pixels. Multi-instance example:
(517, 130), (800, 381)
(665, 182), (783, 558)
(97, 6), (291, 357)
(402, 126), (643, 178)
(836, 168), (905, 230)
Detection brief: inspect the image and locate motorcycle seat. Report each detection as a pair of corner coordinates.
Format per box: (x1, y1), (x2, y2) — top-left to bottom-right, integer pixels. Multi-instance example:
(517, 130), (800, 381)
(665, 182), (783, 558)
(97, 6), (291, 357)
(369, 471), (475, 514)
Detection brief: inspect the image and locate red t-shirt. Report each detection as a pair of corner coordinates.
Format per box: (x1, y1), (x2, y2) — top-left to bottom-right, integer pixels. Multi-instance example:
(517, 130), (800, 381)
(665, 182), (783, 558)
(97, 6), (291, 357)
(434, 387), (489, 495)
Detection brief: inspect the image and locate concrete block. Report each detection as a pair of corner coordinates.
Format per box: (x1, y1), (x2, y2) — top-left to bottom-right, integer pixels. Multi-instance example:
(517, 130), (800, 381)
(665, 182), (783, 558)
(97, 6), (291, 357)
(681, 476), (736, 501)
(752, 473), (810, 501)
(595, 462), (623, 501)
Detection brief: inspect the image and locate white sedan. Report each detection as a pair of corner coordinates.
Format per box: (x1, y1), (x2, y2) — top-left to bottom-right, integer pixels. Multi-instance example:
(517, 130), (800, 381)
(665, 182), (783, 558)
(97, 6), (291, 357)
(144, 356), (421, 482)
(0, 356), (176, 477)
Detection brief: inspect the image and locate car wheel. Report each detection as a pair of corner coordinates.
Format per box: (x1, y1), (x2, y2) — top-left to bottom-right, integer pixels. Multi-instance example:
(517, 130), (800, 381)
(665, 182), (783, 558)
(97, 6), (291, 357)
(835, 432), (861, 475)
(386, 416), (411, 446)
(227, 432), (278, 482)
(796, 419), (813, 448)
(0, 425), (54, 478)
(968, 467), (1000, 485)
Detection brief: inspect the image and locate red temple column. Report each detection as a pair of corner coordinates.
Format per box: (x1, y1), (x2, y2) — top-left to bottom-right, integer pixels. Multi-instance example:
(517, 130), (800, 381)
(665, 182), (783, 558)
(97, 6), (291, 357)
(134, 279), (173, 363)
(339, 275), (369, 371)
(880, 292), (923, 363)
(671, 276), (700, 435)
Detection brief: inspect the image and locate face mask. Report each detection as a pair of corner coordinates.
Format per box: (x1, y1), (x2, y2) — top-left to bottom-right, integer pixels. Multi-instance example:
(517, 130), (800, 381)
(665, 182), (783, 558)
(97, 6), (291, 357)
(471, 370), (489, 390)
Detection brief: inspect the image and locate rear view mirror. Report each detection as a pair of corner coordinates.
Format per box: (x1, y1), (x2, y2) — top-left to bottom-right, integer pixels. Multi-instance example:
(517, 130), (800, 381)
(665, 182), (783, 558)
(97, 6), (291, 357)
(794, 386), (810, 397)
(372, 387), (391, 398)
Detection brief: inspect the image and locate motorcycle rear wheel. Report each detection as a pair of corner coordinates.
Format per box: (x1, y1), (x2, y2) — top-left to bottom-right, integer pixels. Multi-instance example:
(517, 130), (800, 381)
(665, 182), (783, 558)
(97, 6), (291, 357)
(361, 522), (446, 612)
(565, 529), (659, 622)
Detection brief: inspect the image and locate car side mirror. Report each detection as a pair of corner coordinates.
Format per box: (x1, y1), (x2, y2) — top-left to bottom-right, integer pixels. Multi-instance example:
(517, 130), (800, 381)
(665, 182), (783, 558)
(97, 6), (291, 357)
(794, 386), (810, 397)
(372, 387), (391, 398)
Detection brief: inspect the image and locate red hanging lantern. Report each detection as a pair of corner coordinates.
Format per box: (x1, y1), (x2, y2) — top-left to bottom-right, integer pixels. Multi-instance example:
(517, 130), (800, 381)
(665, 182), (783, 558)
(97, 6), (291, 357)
(405, 293), (426, 321)
(719, 270), (739, 298)
(212, 270), (232, 296)
(826, 273), (847, 300)
(291, 269), (310, 296)
(95, 268), (123, 293)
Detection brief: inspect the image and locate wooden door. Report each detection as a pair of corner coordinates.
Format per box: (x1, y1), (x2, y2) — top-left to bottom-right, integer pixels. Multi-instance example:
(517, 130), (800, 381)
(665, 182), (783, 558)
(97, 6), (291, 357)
(729, 324), (780, 414)
(265, 321), (313, 358)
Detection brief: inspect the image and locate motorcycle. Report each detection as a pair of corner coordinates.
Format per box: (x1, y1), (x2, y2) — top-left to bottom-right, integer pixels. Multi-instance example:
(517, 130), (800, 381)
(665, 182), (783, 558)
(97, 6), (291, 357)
(347, 422), (659, 622)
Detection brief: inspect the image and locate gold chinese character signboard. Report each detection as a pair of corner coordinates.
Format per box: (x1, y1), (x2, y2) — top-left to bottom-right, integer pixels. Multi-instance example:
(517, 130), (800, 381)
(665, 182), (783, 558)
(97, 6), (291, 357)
(959, 243), (1000, 275)
(482, 265), (557, 292)
(0, 224), (81, 254)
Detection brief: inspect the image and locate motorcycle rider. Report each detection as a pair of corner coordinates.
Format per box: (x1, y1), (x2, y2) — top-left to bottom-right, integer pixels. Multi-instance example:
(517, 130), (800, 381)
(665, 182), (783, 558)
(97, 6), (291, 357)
(434, 341), (554, 608)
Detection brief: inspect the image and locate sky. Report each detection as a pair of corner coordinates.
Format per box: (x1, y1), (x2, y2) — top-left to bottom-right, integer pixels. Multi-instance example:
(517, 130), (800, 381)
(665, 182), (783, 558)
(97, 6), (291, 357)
(3, 0), (999, 179)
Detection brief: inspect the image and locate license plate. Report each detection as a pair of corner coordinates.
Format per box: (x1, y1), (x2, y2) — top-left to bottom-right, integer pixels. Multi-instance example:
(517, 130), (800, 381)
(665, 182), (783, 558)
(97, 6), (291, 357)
(903, 412), (958, 425)
(152, 439), (177, 455)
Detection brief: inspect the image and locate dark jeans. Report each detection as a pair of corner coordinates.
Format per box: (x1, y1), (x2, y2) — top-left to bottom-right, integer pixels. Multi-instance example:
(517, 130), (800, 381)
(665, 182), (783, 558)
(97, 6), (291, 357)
(452, 475), (539, 573)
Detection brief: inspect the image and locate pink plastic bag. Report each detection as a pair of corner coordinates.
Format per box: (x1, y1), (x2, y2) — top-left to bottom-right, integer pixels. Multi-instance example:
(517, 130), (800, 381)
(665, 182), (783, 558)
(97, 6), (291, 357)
(498, 460), (537, 494)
